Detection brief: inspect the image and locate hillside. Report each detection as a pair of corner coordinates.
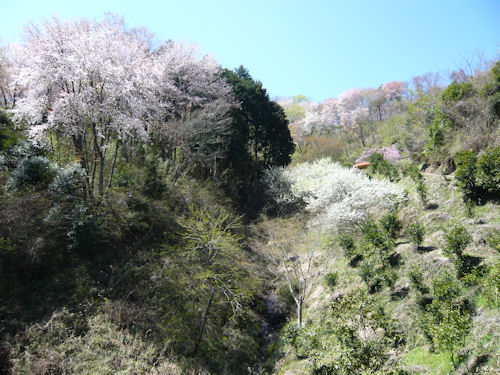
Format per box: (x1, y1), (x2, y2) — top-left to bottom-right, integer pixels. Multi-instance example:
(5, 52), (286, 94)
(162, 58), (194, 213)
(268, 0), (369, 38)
(0, 15), (499, 375)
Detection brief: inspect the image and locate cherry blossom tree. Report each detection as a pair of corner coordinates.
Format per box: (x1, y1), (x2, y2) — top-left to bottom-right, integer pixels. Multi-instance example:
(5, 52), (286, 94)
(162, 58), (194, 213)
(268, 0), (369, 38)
(11, 16), (155, 198)
(0, 45), (23, 108)
(338, 88), (370, 146)
(149, 41), (235, 165)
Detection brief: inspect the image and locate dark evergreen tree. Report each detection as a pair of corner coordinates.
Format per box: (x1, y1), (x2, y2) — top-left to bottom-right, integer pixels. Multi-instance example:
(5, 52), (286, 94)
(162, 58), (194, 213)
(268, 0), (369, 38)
(222, 66), (295, 211)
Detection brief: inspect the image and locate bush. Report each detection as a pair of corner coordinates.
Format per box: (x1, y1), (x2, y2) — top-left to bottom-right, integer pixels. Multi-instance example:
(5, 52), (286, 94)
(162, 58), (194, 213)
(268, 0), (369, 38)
(422, 271), (471, 368)
(455, 147), (500, 201)
(454, 150), (478, 200)
(280, 319), (301, 354)
(441, 81), (475, 104)
(482, 262), (500, 309)
(476, 146), (500, 195)
(416, 180), (428, 203)
(465, 198), (475, 218)
(379, 210), (402, 240)
(324, 272), (338, 290)
(369, 152), (399, 181)
(402, 164), (423, 182)
(408, 266), (427, 293)
(406, 221), (425, 249)
(338, 232), (355, 258)
(143, 155), (165, 199)
(8, 156), (55, 191)
(443, 223), (471, 274)
(486, 229), (500, 253)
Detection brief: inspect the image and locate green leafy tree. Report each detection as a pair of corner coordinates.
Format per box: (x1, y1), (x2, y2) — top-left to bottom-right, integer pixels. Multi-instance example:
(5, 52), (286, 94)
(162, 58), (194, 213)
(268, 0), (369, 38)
(443, 223), (471, 275)
(222, 66), (295, 206)
(406, 221), (425, 249)
(176, 205), (256, 355)
(422, 271), (472, 368)
(455, 150), (478, 200)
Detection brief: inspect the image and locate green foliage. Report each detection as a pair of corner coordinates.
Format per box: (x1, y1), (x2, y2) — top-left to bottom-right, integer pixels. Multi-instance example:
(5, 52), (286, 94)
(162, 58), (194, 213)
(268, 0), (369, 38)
(408, 266), (427, 293)
(402, 164), (423, 182)
(142, 154), (165, 199)
(443, 223), (470, 262)
(441, 81), (475, 104)
(369, 152), (399, 181)
(324, 271), (338, 290)
(416, 180), (429, 203)
(455, 147), (500, 202)
(454, 150), (478, 200)
(486, 229), (500, 253)
(338, 232), (355, 258)
(421, 272), (472, 368)
(8, 156), (55, 191)
(281, 320), (301, 354)
(426, 117), (446, 149)
(222, 66), (294, 209)
(380, 210), (402, 240)
(0, 110), (18, 151)
(482, 262), (500, 309)
(465, 198), (475, 218)
(49, 163), (85, 198)
(357, 216), (401, 292)
(406, 221), (425, 249)
(476, 146), (500, 195)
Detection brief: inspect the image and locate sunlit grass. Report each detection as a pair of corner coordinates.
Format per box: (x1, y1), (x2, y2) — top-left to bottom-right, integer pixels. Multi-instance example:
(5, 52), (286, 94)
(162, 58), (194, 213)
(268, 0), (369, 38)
(404, 346), (454, 375)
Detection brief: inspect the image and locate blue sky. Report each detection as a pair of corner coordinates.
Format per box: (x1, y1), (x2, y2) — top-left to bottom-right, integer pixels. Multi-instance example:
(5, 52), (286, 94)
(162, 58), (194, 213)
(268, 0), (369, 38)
(1, 0), (498, 101)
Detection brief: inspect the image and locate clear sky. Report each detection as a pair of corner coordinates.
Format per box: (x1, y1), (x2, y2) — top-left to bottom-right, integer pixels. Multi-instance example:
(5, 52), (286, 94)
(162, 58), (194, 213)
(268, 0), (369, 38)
(1, 0), (499, 102)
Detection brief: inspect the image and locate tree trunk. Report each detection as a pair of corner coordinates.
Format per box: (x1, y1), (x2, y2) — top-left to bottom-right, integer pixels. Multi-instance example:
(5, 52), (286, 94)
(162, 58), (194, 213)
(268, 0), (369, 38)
(98, 154), (105, 196)
(193, 285), (216, 356)
(297, 299), (303, 328)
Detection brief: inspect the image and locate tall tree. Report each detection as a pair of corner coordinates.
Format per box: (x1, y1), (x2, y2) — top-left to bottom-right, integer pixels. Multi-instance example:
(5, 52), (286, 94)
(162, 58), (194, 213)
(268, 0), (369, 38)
(223, 66), (294, 169)
(11, 15), (155, 199)
(222, 67), (294, 208)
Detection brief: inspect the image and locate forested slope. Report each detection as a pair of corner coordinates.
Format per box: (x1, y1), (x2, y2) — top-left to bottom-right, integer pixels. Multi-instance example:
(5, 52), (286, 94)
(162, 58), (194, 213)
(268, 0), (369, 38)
(0, 14), (499, 375)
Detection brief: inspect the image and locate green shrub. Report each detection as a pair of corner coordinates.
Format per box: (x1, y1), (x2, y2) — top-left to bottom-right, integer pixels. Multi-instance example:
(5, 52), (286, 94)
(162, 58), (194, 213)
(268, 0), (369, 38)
(408, 266), (427, 293)
(455, 147), (500, 201)
(482, 262), (500, 309)
(369, 152), (399, 181)
(486, 229), (500, 253)
(280, 320), (301, 354)
(443, 223), (471, 274)
(454, 150), (478, 200)
(382, 269), (398, 288)
(324, 271), (338, 290)
(338, 232), (355, 258)
(143, 155), (165, 199)
(422, 271), (471, 368)
(49, 163), (86, 198)
(380, 210), (402, 240)
(416, 180), (428, 203)
(8, 156), (55, 191)
(441, 81), (475, 104)
(406, 221), (425, 249)
(402, 164), (423, 182)
(476, 147), (500, 195)
(465, 198), (475, 218)
(426, 118), (446, 148)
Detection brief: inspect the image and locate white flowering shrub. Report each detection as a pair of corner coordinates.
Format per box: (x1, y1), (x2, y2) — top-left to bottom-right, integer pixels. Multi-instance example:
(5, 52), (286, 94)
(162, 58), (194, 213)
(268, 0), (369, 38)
(265, 158), (406, 229)
(261, 166), (302, 213)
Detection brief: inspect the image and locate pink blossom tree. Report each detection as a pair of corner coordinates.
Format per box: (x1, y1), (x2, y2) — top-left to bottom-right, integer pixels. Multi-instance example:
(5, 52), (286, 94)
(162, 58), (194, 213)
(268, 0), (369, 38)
(12, 16), (155, 198)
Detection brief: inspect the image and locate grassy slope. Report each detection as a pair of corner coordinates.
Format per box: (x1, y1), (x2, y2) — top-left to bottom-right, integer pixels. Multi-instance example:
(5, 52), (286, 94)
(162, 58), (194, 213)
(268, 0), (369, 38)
(271, 170), (499, 375)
